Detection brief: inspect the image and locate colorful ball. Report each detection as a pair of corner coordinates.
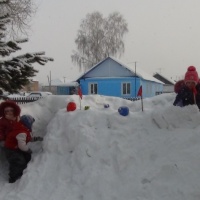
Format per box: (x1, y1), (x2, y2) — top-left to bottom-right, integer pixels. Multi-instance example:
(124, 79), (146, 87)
(104, 104), (110, 108)
(84, 106), (90, 110)
(67, 102), (76, 112)
(118, 106), (129, 116)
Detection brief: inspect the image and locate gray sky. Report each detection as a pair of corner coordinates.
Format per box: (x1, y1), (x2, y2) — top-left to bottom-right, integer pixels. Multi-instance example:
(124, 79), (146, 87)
(19, 0), (200, 83)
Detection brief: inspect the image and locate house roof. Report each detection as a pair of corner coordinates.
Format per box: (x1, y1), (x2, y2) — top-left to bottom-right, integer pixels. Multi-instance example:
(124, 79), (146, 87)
(153, 72), (175, 85)
(76, 56), (164, 84)
(43, 78), (78, 87)
(56, 82), (79, 87)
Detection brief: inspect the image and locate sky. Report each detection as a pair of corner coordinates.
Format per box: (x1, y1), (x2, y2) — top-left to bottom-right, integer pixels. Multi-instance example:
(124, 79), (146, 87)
(17, 0), (200, 84)
(0, 93), (200, 200)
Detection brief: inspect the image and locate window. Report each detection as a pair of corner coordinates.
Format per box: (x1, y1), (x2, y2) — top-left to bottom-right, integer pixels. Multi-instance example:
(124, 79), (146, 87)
(89, 83), (98, 94)
(122, 83), (131, 95)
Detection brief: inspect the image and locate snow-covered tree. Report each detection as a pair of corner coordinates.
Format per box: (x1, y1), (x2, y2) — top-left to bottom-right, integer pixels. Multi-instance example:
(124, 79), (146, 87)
(71, 11), (128, 71)
(0, 0), (53, 93)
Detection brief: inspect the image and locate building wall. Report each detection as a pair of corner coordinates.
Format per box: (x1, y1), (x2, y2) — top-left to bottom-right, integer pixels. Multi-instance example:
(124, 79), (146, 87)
(163, 85), (174, 93)
(23, 81), (39, 92)
(79, 77), (162, 98)
(80, 77), (163, 98)
(141, 80), (163, 98)
(42, 86), (57, 94)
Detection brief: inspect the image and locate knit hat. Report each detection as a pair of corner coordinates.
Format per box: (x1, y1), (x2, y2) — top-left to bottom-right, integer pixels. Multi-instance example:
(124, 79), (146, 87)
(20, 115), (35, 131)
(0, 100), (21, 117)
(184, 66), (199, 85)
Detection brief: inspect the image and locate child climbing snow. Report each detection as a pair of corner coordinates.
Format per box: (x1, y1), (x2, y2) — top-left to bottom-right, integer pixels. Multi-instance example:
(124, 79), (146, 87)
(173, 66), (200, 109)
(4, 115), (43, 183)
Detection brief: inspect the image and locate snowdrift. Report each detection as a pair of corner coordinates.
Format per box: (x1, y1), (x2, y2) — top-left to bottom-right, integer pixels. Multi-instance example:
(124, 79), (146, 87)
(1, 93), (200, 200)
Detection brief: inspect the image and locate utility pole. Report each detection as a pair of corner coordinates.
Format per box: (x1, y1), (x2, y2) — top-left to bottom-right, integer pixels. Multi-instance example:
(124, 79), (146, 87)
(134, 61), (137, 98)
(63, 77), (66, 83)
(47, 71), (51, 92)
(127, 61), (137, 98)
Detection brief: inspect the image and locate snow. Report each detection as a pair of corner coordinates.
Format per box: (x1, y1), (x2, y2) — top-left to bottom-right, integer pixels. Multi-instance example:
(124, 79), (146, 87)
(109, 56), (164, 84)
(1, 93), (200, 200)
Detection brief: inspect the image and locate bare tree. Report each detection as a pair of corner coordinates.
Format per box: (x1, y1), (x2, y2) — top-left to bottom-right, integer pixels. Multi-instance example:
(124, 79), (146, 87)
(0, 0), (36, 37)
(71, 11), (128, 71)
(0, 0), (53, 93)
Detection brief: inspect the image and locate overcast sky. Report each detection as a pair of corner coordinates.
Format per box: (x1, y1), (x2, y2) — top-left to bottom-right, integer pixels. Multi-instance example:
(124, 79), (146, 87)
(18, 0), (200, 84)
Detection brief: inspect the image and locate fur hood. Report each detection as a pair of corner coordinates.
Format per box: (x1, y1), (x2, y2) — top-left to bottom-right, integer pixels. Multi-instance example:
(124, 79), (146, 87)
(0, 101), (21, 117)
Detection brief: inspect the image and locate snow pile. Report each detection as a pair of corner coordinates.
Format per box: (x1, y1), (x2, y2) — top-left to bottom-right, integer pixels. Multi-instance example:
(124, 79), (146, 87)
(1, 93), (200, 200)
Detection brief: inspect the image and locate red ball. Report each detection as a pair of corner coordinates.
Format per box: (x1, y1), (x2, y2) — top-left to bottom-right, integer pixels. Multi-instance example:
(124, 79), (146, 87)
(67, 102), (76, 112)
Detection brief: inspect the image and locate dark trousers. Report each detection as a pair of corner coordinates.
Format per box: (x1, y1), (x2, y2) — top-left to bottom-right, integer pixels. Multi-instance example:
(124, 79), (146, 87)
(5, 148), (31, 182)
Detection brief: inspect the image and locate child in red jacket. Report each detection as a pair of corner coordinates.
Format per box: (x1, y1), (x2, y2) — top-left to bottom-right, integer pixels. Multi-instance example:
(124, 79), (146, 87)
(0, 100), (21, 142)
(4, 115), (43, 183)
(173, 66), (200, 109)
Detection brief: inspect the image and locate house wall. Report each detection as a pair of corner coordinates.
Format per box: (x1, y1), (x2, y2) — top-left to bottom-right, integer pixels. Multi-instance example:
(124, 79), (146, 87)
(141, 80), (163, 98)
(42, 85), (78, 95)
(57, 86), (78, 95)
(79, 77), (162, 98)
(163, 85), (174, 93)
(42, 86), (57, 94)
(80, 77), (139, 98)
(56, 86), (70, 95)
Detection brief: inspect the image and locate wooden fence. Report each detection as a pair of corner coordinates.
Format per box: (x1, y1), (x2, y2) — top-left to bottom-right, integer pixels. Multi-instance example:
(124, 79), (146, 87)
(123, 97), (140, 101)
(10, 96), (139, 104)
(9, 97), (43, 104)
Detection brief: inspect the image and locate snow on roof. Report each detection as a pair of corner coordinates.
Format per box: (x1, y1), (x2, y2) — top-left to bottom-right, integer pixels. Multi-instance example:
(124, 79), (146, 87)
(76, 56), (164, 84)
(153, 72), (176, 85)
(109, 56), (164, 84)
(43, 78), (78, 87)
(43, 78), (63, 86)
(56, 82), (79, 87)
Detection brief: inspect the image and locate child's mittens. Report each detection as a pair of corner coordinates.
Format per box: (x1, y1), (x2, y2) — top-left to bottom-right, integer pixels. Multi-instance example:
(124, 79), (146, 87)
(33, 136), (43, 141)
(26, 149), (32, 154)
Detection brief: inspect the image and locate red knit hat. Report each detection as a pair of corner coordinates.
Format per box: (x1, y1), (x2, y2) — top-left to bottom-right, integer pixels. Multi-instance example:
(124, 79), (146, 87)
(184, 66), (199, 85)
(0, 100), (21, 117)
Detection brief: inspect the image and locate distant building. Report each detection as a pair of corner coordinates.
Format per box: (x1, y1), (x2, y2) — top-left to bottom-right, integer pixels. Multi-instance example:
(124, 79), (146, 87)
(42, 78), (79, 95)
(153, 73), (175, 94)
(76, 56), (164, 100)
(42, 78), (63, 94)
(23, 80), (39, 92)
(56, 82), (79, 95)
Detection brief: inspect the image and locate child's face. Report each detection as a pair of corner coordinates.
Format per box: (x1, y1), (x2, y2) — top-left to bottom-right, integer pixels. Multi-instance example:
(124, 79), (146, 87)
(186, 81), (196, 89)
(4, 107), (15, 120)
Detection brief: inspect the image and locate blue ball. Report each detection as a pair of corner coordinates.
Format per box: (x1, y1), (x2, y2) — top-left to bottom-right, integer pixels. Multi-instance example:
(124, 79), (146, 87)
(104, 104), (110, 108)
(118, 106), (129, 116)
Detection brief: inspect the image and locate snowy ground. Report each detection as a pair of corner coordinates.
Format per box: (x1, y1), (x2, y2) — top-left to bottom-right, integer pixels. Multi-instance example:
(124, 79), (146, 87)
(0, 93), (200, 200)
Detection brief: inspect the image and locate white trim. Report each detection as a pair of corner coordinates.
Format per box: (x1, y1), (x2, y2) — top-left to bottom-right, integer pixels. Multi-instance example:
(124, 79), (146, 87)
(88, 83), (98, 94)
(121, 82), (131, 96)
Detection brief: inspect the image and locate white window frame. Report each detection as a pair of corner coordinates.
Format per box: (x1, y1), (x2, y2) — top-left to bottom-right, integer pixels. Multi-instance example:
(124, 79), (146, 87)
(121, 82), (131, 95)
(89, 83), (98, 94)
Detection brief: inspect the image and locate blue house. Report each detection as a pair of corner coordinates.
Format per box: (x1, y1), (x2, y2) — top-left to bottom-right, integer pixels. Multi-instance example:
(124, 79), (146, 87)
(76, 57), (163, 99)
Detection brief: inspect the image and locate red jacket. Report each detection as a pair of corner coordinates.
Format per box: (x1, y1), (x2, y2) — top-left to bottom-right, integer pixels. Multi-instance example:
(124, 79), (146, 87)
(0, 117), (18, 141)
(0, 100), (21, 141)
(0, 100), (21, 118)
(4, 122), (32, 150)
